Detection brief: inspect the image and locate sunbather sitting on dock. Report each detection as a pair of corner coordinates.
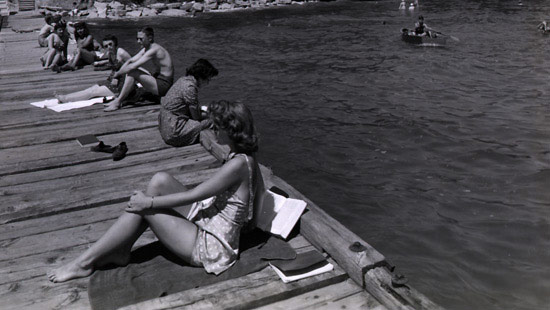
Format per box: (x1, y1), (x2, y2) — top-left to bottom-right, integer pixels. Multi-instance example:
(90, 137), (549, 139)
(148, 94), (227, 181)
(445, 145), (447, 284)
(40, 22), (69, 70)
(38, 14), (54, 47)
(159, 59), (219, 147)
(104, 27), (174, 112)
(48, 100), (264, 282)
(54, 21), (97, 72)
(55, 34), (132, 103)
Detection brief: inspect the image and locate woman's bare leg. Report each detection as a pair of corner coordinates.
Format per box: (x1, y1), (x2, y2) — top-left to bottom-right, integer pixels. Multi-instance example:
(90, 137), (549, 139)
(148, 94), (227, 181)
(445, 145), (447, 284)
(47, 172), (193, 283)
(141, 172), (198, 262)
(67, 49), (81, 68)
(47, 212), (147, 283)
(43, 49), (56, 68)
(50, 53), (62, 68)
(56, 85), (115, 103)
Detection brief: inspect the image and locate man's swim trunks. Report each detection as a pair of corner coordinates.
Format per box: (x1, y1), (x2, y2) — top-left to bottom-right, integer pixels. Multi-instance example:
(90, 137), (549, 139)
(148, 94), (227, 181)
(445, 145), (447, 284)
(155, 74), (174, 97)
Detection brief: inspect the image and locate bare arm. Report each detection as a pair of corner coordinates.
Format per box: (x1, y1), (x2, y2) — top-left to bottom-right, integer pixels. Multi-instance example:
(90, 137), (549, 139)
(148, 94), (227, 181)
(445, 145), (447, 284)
(119, 47), (155, 75)
(78, 34), (94, 49)
(113, 48), (146, 78)
(126, 158), (247, 212)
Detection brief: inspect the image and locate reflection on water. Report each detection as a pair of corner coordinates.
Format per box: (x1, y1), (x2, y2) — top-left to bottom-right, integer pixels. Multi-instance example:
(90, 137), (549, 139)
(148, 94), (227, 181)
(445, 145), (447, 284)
(91, 1), (550, 309)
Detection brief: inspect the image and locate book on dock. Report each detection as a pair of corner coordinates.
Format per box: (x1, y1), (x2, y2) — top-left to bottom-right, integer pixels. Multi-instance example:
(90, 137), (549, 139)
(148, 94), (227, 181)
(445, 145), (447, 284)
(76, 134), (99, 147)
(269, 249), (333, 283)
(254, 186), (307, 239)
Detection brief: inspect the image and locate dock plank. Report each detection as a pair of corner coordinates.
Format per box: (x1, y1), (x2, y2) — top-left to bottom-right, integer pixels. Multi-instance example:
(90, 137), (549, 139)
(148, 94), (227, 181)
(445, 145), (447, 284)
(0, 109), (158, 148)
(253, 279), (386, 310)
(0, 126), (165, 177)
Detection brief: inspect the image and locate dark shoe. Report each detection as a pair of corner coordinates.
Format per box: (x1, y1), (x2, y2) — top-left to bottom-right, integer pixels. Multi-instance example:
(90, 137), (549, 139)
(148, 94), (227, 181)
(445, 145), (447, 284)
(112, 142), (128, 161)
(60, 64), (75, 72)
(51, 64), (61, 74)
(90, 141), (115, 153)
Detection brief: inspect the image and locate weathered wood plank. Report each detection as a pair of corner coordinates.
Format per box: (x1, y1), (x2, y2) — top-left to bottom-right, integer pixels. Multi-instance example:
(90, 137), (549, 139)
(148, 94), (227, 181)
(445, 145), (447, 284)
(0, 277), (91, 310)
(0, 165), (219, 224)
(363, 267), (445, 310)
(0, 126), (165, 177)
(0, 141), (208, 185)
(253, 279), (386, 310)
(0, 225), (158, 285)
(0, 104), (157, 129)
(0, 110), (158, 148)
(118, 259), (348, 310)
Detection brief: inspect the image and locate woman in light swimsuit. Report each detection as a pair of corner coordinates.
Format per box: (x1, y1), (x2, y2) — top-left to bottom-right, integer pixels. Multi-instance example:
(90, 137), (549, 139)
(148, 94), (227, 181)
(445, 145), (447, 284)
(48, 100), (265, 282)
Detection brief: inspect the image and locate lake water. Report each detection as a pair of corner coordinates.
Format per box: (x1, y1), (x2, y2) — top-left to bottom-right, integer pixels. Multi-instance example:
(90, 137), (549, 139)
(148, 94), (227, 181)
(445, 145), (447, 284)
(90, 1), (550, 309)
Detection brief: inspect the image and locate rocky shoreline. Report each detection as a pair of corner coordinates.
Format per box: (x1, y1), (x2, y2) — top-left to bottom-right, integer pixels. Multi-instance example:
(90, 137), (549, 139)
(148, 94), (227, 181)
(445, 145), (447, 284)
(38, 0), (320, 20)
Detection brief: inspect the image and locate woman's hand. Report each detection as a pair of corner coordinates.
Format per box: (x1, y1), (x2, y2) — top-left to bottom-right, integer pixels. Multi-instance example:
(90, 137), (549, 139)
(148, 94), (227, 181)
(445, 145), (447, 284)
(126, 191), (153, 213)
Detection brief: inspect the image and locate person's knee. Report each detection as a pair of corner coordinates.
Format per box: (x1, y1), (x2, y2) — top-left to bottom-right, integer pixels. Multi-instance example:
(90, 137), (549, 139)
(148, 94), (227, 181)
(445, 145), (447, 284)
(148, 172), (174, 194)
(128, 69), (143, 79)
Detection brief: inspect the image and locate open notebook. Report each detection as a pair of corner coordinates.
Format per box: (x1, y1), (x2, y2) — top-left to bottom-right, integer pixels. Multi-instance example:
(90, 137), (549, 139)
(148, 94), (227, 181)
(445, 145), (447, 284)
(254, 187), (307, 239)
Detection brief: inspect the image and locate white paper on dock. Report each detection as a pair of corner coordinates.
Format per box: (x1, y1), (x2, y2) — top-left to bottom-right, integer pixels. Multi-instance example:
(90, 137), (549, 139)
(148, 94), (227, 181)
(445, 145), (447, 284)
(30, 97), (114, 112)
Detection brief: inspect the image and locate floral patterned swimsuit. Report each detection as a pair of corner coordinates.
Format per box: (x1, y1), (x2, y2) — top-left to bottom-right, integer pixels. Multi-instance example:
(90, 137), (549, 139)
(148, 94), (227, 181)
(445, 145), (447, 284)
(187, 153), (254, 275)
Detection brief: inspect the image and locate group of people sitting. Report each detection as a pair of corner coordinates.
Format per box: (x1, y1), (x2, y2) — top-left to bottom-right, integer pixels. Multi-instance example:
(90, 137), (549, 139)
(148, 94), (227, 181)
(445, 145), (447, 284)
(52, 25), (219, 147)
(39, 15), (101, 72)
(46, 25), (270, 283)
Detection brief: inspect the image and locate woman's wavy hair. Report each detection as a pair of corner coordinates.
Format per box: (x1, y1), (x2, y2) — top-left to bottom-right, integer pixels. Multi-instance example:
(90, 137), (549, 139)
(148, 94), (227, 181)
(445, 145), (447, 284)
(74, 21), (90, 39)
(186, 59), (218, 82)
(208, 100), (258, 155)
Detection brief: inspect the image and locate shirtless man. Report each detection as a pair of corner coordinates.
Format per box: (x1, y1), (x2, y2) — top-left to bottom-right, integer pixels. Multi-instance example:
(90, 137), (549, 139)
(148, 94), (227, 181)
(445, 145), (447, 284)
(104, 27), (174, 112)
(55, 34), (132, 103)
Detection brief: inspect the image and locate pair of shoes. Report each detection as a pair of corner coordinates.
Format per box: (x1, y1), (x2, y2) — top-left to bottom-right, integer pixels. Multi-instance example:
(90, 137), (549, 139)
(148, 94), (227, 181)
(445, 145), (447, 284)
(90, 141), (128, 161)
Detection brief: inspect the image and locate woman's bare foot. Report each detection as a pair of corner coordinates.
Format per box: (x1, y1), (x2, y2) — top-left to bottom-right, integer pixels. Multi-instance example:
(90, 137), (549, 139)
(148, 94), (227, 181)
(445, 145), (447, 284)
(55, 93), (67, 103)
(104, 101), (121, 112)
(47, 260), (93, 283)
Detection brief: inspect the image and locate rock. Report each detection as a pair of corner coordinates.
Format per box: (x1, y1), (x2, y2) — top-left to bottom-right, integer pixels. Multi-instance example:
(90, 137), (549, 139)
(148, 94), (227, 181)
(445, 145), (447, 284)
(126, 9), (142, 17)
(218, 3), (233, 9)
(150, 3), (168, 10)
(87, 10), (99, 18)
(140, 7), (157, 16)
(192, 2), (203, 11)
(109, 1), (124, 9)
(94, 2), (108, 17)
(166, 3), (181, 9)
(205, 1), (217, 10)
(115, 7), (126, 16)
(180, 2), (193, 11)
(159, 8), (189, 16)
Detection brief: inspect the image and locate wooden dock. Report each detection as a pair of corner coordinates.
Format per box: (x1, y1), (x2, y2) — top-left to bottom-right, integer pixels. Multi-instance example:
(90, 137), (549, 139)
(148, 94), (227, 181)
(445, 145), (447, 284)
(0, 13), (443, 310)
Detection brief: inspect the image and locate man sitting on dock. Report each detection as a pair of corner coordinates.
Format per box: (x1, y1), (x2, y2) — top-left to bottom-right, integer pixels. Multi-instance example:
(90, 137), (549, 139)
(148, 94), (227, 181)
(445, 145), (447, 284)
(104, 27), (174, 112)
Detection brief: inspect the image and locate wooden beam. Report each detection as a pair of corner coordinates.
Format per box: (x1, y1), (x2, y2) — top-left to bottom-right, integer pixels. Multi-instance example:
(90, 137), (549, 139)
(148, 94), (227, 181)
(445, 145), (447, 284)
(363, 267), (444, 310)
